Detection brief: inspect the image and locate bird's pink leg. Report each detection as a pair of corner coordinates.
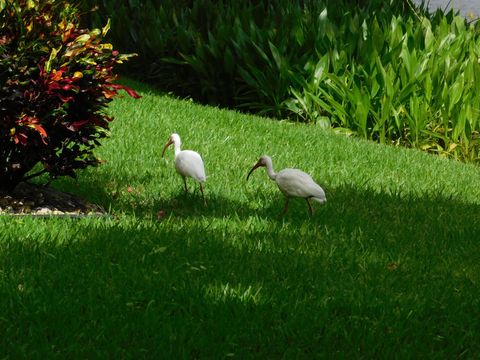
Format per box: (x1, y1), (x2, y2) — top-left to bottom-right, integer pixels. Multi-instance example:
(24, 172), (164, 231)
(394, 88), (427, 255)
(305, 198), (314, 216)
(282, 197), (289, 215)
(182, 176), (188, 193)
(200, 183), (207, 207)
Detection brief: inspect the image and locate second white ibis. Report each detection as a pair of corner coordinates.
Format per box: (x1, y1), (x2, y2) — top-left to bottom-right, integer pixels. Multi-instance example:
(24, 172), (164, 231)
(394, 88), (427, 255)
(162, 133), (206, 204)
(247, 155), (326, 215)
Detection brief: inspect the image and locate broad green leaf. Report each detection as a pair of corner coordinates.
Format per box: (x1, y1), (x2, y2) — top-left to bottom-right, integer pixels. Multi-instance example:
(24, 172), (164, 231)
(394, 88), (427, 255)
(453, 107), (466, 140)
(312, 87), (348, 123)
(448, 76), (464, 113)
(424, 24), (434, 50)
(371, 17), (385, 52)
(294, 24), (304, 45)
(424, 74), (432, 101)
(251, 41), (270, 64)
(318, 8), (328, 35)
(361, 19), (368, 42)
(375, 56), (394, 97)
(465, 116), (472, 141)
(313, 55), (329, 87)
(353, 87), (370, 138)
(371, 77), (380, 98)
(268, 41), (283, 71)
(316, 116), (331, 129)
(287, 89), (309, 114)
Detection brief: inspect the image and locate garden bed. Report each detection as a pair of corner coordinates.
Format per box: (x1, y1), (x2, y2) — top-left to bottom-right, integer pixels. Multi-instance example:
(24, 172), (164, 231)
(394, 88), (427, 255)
(0, 182), (105, 217)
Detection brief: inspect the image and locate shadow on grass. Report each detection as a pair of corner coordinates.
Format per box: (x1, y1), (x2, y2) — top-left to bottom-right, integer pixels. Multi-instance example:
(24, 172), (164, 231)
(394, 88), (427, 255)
(1, 183), (480, 358)
(53, 172), (290, 220)
(2, 178), (480, 358)
(54, 172), (480, 237)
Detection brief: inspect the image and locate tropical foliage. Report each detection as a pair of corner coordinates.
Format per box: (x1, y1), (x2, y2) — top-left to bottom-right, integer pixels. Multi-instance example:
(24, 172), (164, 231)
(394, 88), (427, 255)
(80, 0), (480, 162)
(0, 0), (139, 192)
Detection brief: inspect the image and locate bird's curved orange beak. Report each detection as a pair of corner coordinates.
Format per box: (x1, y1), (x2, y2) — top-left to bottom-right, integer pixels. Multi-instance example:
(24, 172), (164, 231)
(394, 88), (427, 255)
(162, 139), (174, 157)
(246, 162), (263, 181)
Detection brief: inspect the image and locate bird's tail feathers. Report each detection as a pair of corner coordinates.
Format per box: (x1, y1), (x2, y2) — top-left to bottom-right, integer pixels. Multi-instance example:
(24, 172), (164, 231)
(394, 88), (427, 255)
(311, 196), (326, 204)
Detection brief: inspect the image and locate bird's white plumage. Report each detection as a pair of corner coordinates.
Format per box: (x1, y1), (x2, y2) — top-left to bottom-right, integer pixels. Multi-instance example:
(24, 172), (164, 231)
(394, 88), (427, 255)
(276, 168), (326, 202)
(247, 155), (326, 215)
(162, 133), (206, 203)
(175, 150), (206, 182)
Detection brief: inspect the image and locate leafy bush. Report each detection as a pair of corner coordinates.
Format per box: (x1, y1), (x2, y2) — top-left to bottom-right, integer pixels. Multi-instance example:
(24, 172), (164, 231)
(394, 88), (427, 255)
(286, 13), (480, 161)
(0, 0), (139, 192)
(79, 0), (480, 162)
(78, 0), (417, 111)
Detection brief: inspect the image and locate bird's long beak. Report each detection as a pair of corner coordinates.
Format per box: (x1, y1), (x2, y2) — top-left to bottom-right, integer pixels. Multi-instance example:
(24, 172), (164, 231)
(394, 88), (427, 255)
(246, 162), (262, 181)
(162, 139), (173, 157)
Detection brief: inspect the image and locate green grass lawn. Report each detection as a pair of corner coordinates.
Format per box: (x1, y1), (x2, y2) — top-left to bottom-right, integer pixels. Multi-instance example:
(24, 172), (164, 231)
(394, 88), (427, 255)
(1, 79), (480, 358)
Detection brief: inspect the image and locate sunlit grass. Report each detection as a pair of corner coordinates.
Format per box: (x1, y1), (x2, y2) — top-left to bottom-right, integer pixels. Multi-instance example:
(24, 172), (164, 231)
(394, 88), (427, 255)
(1, 79), (480, 358)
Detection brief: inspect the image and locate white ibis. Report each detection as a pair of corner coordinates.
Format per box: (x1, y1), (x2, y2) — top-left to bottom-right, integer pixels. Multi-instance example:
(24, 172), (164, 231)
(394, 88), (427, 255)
(247, 155), (326, 215)
(162, 133), (206, 205)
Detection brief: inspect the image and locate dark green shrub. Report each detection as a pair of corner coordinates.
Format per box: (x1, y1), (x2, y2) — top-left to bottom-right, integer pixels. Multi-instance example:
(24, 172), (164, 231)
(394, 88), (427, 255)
(79, 0), (480, 162)
(0, 0), (139, 192)
(78, 0), (420, 110)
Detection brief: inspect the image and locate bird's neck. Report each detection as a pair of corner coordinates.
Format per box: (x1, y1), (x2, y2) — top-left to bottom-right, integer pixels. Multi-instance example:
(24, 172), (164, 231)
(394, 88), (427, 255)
(173, 140), (181, 156)
(265, 160), (276, 180)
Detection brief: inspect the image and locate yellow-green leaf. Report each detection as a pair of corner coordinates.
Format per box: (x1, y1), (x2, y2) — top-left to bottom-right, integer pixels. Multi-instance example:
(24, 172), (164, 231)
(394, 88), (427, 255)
(90, 28), (101, 37)
(75, 34), (91, 44)
(102, 19), (111, 37)
(45, 47), (61, 73)
(100, 43), (113, 51)
(73, 71), (83, 80)
(448, 143), (458, 152)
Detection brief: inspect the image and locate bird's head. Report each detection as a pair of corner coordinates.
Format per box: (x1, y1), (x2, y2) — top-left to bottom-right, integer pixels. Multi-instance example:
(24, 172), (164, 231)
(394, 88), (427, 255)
(246, 155), (271, 180)
(162, 133), (181, 157)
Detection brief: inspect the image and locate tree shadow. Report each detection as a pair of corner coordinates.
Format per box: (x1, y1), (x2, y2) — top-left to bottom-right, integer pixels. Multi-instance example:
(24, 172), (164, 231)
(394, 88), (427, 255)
(49, 169), (313, 221)
(49, 170), (480, 241)
(2, 182), (480, 357)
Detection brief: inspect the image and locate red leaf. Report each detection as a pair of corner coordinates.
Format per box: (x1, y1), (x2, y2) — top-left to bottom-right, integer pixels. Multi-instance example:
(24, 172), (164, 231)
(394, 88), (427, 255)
(13, 133), (28, 146)
(0, 35), (12, 45)
(51, 70), (63, 82)
(102, 89), (117, 99)
(57, 94), (74, 103)
(62, 84), (79, 91)
(32, 124), (48, 144)
(48, 82), (62, 91)
(66, 120), (89, 131)
(110, 84), (141, 99)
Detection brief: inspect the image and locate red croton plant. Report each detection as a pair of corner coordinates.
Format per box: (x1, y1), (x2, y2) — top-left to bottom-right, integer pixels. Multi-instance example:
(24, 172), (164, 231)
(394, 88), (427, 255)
(0, 0), (140, 192)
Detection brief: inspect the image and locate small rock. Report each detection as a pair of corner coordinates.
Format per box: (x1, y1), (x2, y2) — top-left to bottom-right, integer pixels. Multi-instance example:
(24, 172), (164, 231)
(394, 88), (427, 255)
(35, 207), (51, 215)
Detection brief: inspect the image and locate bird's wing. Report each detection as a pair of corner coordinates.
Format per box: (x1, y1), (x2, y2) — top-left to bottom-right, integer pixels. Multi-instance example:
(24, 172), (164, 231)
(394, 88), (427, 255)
(276, 168), (325, 199)
(175, 150), (206, 181)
